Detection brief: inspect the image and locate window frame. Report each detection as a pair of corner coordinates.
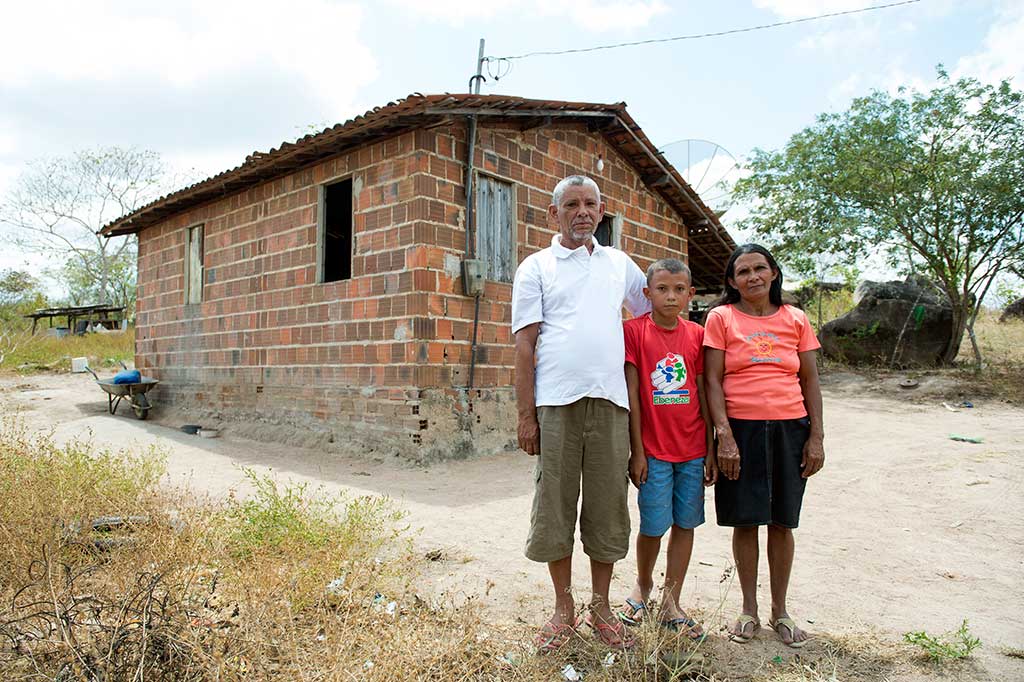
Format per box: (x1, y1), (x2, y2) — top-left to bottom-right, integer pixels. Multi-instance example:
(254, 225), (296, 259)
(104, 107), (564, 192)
(474, 171), (517, 284)
(317, 176), (355, 284)
(595, 212), (623, 250)
(184, 223), (204, 305)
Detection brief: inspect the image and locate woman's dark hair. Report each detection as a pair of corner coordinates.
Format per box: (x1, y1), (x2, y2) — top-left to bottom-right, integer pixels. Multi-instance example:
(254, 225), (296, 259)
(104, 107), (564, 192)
(714, 243), (784, 308)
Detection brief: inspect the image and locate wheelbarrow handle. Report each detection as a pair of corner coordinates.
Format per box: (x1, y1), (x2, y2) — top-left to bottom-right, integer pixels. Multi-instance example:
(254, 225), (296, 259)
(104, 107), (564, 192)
(84, 366), (99, 381)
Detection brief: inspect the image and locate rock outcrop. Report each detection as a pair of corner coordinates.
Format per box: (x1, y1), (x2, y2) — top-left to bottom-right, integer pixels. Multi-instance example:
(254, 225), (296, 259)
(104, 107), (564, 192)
(820, 278), (953, 367)
(1000, 296), (1024, 323)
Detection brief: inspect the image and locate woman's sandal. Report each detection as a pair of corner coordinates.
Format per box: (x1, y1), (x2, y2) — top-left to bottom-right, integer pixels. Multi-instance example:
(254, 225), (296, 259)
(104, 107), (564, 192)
(533, 620), (577, 654)
(728, 614), (761, 643)
(582, 611), (636, 650)
(769, 617), (808, 648)
(617, 597), (648, 626)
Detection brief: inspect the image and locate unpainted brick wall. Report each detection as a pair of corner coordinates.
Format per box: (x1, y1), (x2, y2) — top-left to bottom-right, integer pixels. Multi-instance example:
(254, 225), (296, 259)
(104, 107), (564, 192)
(135, 122), (687, 460)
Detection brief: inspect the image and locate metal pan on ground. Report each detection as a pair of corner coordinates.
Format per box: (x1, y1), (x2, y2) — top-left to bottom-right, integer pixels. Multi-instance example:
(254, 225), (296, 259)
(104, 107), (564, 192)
(84, 366), (159, 420)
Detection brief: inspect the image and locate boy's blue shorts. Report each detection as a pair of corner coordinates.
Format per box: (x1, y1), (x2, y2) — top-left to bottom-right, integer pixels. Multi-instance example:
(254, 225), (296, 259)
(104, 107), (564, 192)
(637, 456), (705, 537)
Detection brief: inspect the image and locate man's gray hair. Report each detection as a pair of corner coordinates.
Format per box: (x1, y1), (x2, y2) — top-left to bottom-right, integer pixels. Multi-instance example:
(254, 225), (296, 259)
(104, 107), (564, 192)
(646, 258), (692, 286)
(551, 175), (601, 208)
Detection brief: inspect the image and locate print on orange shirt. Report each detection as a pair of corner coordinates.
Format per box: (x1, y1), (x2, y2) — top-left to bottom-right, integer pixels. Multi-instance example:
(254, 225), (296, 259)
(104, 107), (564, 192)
(746, 331), (783, 363)
(650, 352), (691, 405)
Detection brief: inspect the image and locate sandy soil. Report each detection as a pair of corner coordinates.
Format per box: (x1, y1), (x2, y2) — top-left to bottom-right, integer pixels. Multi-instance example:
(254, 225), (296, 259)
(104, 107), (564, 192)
(2, 370), (1022, 680)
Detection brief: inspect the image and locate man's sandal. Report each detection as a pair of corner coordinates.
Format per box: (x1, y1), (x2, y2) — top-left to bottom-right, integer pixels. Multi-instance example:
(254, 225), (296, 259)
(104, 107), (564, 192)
(533, 621), (577, 654)
(617, 597), (648, 627)
(769, 617), (808, 648)
(728, 614), (761, 643)
(661, 616), (706, 642)
(582, 611), (636, 650)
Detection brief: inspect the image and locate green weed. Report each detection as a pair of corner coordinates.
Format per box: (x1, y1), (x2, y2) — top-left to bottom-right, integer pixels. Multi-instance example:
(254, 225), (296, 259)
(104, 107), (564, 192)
(904, 619), (981, 662)
(221, 467), (406, 560)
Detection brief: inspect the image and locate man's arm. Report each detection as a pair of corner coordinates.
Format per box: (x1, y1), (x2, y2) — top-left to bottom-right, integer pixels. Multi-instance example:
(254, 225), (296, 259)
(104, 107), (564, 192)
(515, 323), (541, 456)
(625, 362), (647, 488)
(623, 258), (652, 317)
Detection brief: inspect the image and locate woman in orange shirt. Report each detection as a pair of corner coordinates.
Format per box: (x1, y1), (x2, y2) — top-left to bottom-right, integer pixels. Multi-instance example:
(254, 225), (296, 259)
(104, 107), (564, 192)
(703, 244), (825, 649)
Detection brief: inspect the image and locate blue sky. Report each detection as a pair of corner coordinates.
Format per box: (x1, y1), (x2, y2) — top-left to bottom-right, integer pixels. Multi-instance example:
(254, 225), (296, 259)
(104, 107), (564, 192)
(1, 0), (1021, 278)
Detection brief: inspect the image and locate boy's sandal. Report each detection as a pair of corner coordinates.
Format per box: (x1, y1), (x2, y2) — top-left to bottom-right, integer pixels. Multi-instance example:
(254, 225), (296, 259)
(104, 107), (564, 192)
(661, 616), (706, 641)
(617, 597), (648, 626)
(728, 614), (760, 643)
(533, 620), (577, 654)
(583, 611), (636, 650)
(769, 617), (808, 649)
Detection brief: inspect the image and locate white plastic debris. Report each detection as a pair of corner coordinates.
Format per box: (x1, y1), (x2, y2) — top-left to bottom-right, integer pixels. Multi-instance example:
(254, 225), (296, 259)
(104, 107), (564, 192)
(363, 660), (374, 670)
(384, 600), (397, 616)
(561, 663), (582, 681)
(326, 575), (346, 595)
(602, 652), (616, 667)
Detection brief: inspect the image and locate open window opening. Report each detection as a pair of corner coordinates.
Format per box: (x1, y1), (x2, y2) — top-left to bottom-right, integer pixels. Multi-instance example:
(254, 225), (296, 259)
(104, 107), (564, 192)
(320, 178), (353, 282)
(595, 213), (621, 248)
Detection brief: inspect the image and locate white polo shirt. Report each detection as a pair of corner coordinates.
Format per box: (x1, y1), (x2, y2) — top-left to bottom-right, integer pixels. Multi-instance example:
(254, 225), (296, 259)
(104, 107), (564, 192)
(511, 234), (651, 410)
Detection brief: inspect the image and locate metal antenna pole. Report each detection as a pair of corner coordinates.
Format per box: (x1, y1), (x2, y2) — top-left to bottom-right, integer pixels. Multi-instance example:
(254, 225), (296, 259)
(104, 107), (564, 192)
(470, 38), (485, 94)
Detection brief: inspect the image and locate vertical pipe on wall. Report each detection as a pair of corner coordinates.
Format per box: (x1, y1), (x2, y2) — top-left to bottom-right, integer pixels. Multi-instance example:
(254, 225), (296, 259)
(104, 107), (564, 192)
(465, 114), (482, 391)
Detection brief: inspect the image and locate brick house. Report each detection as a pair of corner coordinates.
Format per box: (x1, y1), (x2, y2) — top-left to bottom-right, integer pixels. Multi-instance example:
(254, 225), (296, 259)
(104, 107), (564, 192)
(102, 94), (735, 461)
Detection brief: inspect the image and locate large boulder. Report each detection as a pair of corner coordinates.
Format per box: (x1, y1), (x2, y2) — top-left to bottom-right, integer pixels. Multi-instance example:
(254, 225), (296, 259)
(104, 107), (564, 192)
(819, 278), (953, 367)
(1000, 296), (1024, 323)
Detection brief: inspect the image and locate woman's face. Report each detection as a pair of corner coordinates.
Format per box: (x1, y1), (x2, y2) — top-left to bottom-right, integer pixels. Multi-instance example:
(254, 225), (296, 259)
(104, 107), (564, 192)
(728, 252), (777, 302)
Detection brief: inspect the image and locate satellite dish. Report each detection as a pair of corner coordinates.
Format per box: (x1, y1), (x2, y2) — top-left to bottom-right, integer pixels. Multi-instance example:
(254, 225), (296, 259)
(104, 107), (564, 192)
(658, 139), (739, 217)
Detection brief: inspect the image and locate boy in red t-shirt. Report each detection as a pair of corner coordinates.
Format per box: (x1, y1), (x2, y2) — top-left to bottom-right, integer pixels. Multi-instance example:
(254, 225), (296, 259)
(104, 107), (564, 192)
(619, 258), (716, 639)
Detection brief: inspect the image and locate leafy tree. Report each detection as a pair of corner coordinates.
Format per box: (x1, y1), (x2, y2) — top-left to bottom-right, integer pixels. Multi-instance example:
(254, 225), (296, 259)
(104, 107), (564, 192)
(734, 69), (1024, 367)
(0, 269), (47, 329)
(56, 249), (137, 318)
(0, 147), (165, 310)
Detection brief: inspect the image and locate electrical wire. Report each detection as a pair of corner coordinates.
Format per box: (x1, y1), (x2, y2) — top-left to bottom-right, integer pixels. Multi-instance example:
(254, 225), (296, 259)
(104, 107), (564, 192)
(486, 0), (921, 62)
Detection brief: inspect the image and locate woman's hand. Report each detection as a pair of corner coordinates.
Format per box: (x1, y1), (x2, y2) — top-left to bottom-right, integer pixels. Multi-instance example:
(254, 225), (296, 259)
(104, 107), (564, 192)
(717, 431), (741, 480)
(801, 434), (825, 477)
(629, 453), (648, 488)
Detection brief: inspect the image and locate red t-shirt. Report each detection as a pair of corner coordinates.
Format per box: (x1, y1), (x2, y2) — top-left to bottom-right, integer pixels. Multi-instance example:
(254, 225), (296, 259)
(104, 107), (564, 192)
(623, 314), (707, 463)
(702, 304), (821, 420)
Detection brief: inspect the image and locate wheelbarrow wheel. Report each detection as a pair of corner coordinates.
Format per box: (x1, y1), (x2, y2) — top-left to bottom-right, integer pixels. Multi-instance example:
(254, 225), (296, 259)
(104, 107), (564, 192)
(131, 393), (151, 420)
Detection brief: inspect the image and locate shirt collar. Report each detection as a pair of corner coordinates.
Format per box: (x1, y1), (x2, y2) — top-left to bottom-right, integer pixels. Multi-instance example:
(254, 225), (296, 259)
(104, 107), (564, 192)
(551, 233), (604, 259)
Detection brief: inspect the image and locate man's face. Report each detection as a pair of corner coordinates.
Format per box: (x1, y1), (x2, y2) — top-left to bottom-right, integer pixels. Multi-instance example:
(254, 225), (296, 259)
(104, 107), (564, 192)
(548, 184), (605, 250)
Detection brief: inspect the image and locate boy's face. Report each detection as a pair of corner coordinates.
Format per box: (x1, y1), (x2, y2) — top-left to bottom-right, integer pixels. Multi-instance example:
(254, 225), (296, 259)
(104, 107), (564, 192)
(644, 269), (695, 318)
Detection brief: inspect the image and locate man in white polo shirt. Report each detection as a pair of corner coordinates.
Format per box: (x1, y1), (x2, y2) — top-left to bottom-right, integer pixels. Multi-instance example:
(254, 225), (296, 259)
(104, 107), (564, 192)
(512, 175), (650, 652)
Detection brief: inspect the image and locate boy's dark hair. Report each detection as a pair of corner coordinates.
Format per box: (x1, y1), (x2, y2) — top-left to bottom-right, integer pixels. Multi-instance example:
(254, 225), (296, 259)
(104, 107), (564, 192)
(646, 258), (692, 286)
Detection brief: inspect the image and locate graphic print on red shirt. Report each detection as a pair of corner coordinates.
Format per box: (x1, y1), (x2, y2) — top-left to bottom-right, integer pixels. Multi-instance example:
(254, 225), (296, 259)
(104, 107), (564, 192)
(623, 314), (707, 463)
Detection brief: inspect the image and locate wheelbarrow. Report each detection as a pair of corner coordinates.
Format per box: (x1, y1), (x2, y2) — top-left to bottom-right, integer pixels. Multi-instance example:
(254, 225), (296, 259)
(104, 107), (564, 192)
(84, 366), (159, 420)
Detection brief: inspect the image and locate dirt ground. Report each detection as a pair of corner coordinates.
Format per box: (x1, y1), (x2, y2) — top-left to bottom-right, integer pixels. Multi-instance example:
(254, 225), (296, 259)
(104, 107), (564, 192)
(2, 370), (1022, 680)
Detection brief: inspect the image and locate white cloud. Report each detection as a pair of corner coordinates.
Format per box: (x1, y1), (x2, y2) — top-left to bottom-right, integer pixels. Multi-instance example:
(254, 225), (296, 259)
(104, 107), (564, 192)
(954, 0), (1024, 85)
(386, 0), (668, 31)
(0, 0), (377, 114)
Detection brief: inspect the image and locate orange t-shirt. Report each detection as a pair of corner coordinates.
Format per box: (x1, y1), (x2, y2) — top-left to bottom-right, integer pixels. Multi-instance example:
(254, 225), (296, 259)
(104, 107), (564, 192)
(702, 304), (821, 420)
